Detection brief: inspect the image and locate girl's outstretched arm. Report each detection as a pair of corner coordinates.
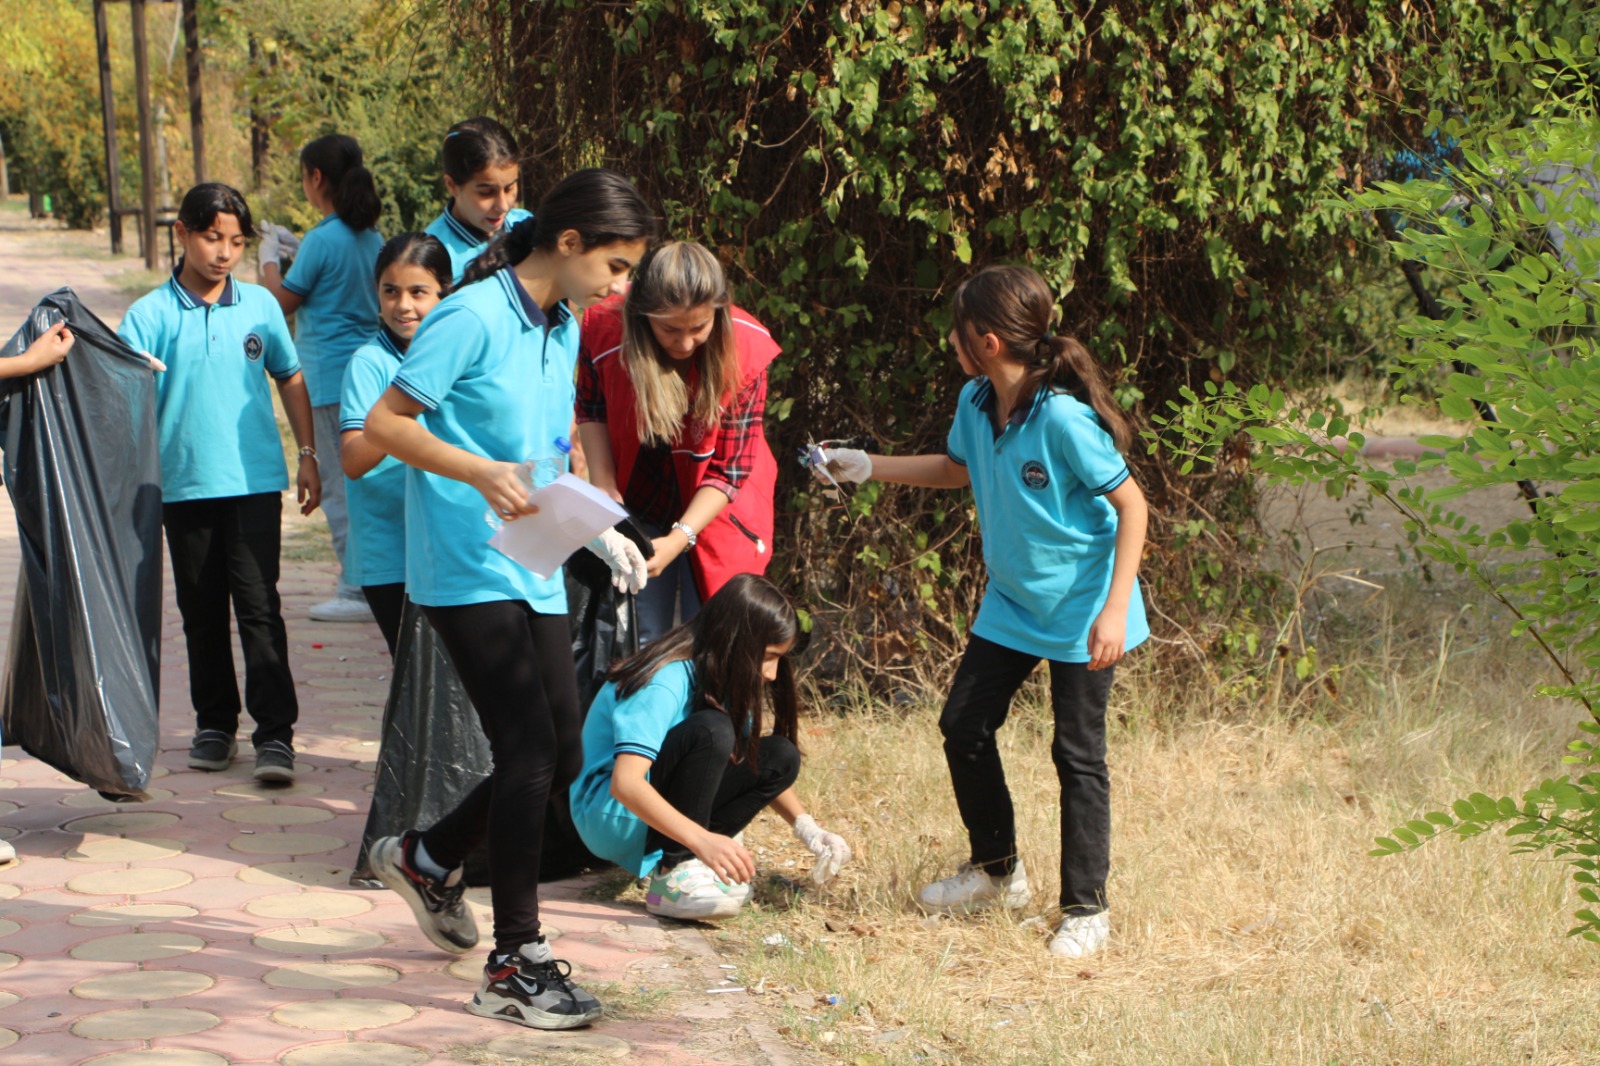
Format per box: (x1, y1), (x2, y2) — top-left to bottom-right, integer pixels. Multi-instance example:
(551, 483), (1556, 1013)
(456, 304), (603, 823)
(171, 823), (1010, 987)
(1086, 476), (1149, 670)
(816, 447), (970, 489)
(610, 753), (757, 883)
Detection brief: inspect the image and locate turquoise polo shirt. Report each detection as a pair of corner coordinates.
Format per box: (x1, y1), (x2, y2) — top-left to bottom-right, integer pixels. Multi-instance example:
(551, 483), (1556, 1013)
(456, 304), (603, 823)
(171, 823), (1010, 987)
(946, 380), (1149, 663)
(425, 205), (532, 282)
(570, 660), (697, 877)
(339, 327), (408, 587)
(393, 266), (577, 609)
(282, 214), (384, 406)
(118, 270), (300, 503)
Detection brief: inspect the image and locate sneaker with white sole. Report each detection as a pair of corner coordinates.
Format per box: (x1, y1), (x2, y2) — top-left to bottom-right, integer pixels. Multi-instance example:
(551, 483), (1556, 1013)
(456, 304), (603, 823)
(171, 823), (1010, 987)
(467, 937), (603, 1029)
(253, 740), (296, 783)
(917, 860), (1032, 914)
(187, 730), (237, 772)
(645, 859), (745, 920)
(0, 837), (14, 864)
(370, 832), (479, 953)
(309, 596), (372, 622)
(1049, 910), (1110, 958)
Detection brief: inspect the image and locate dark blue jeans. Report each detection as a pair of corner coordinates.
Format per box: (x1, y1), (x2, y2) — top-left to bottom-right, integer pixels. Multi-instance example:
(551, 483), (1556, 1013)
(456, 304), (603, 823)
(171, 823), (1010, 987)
(940, 635), (1115, 913)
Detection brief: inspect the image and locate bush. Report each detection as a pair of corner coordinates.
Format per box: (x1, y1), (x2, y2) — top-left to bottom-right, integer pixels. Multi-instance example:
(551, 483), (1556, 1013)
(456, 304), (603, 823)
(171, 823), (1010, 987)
(483, 1), (1587, 689)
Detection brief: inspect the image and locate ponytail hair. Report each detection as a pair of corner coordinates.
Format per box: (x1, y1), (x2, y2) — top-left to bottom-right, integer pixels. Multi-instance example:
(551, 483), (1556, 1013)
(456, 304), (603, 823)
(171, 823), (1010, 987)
(460, 167), (656, 287)
(300, 133), (382, 232)
(374, 232), (453, 294)
(621, 241), (740, 446)
(607, 574), (801, 770)
(442, 116), (520, 186)
(950, 265), (1132, 452)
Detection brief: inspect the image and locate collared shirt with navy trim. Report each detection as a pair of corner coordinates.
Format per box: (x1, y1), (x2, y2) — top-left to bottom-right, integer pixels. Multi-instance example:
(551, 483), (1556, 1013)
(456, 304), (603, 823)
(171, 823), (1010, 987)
(946, 379), (1148, 663)
(425, 204), (533, 283)
(390, 266), (579, 610)
(339, 325), (409, 586)
(117, 268), (300, 503)
(570, 660), (699, 877)
(282, 213), (384, 407)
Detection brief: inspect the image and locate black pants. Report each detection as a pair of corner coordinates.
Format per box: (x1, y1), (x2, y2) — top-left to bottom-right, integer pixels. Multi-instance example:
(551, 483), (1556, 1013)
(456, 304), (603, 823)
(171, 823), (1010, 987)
(645, 710), (800, 870)
(418, 601), (581, 953)
(361, 583), (406, 658)
(940, 634), (1115, 913)
(162, 493), (297, 748)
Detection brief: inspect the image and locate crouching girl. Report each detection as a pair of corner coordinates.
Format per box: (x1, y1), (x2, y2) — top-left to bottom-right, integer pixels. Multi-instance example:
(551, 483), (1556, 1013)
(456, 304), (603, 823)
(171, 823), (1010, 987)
(570, 574), (852, 919)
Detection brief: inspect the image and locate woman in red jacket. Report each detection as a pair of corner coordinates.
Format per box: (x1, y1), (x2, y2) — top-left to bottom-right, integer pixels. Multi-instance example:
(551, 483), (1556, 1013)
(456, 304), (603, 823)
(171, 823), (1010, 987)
(577, 241), (778, 644)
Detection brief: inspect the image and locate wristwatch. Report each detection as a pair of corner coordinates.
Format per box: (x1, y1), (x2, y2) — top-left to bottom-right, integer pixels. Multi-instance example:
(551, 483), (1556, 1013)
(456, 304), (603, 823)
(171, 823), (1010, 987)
(671, 521), (698, 548)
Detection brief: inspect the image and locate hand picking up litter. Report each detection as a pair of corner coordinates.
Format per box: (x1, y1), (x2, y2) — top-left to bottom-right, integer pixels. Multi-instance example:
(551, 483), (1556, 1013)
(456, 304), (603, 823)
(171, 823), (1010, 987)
(792, 813), (853, 885)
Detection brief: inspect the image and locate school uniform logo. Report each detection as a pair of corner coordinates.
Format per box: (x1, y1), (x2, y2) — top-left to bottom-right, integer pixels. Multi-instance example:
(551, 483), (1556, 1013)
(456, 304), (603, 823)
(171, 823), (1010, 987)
(1020, 460), (1050, 490)
(243, 333), (264, 361)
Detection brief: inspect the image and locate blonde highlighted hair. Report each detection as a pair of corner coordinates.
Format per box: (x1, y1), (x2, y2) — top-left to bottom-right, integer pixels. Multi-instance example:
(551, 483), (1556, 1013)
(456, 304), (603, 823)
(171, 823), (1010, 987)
(620, 241), (741, 446)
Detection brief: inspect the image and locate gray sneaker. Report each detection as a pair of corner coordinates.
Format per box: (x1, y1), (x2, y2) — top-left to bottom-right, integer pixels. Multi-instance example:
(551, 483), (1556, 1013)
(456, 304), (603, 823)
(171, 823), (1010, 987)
(188, 730), (237, 772)
(253, 740), (296, 783)
(466, 937), (603, 1030)
(370, 832), (478, 954)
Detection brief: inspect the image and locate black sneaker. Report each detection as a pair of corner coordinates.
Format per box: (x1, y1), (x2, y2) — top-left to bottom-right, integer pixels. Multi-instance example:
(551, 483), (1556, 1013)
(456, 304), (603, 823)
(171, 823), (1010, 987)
(188, 730), (237, 772)
(466, 938), (603, 1030)
(253, 740), (297, 783)
(370, 831), (478, 954)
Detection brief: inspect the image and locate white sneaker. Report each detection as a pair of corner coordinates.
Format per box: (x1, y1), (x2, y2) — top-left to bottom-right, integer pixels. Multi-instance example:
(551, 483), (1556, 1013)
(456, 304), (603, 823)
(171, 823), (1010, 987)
(1049, 911), (1110, 958)
(645, 859), (745, 920)
(0, 837), (14, 864)
(917, 860), (1032, 914)
(309, 596), (372, 622)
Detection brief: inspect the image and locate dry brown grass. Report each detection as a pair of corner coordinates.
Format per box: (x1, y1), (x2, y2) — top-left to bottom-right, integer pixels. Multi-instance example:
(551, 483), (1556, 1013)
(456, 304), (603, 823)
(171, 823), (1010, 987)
(715, 580), (1599, 1065)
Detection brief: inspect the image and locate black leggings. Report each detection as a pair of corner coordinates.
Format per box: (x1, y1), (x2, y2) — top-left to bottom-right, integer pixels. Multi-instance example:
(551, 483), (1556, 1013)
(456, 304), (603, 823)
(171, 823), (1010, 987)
(361, 583), (406, 658)
(645, 710), (801, 870)
(417, 601), (581, 953)
(940, 634), (1115, 913)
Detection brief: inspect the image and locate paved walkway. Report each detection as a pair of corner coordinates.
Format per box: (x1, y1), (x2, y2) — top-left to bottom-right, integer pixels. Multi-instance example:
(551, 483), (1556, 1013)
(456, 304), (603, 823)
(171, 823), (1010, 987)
(0, 219), (805, 1065)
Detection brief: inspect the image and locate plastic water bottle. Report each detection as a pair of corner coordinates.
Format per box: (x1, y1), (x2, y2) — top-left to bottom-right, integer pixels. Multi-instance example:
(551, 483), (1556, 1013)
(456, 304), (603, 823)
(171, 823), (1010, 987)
(484, 436), (572, 531)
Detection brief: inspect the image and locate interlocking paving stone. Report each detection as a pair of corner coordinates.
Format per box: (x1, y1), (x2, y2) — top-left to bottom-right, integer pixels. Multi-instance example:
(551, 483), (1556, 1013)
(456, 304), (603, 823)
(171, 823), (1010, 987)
(69, 932), (207, 962)
(214, 780), (327, 800)
(62, 811), (182, 834)
(81, 1051), (228, 1066)
(66, 837), (185, 863)
(0, 918), (17, 938)
(59, 788), (175, 808)
(238, 862), (352, 887)
(271, 998), (416, 1031)
(65, 868), (194, 895)
(280, 1042), (429, 1066)
(72, 970), (215, 1001)
(262, 962), (401, 990)
(70, 1006), (221, 1039)
(253, 925), (388, 955)
(226, 831), (346, 856)
(221, 804), (335, 825)
(69, 903), (201, 927)
(245, 892), (373, 919)
(0, 1028), (15, 1050)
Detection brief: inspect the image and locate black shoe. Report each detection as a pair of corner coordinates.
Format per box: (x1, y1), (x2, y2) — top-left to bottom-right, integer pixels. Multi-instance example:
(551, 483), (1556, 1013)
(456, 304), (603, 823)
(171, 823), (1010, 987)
(253, 740), (296, 783)
(370, 831), (479, 953)
(188, 730), (237, 771)
(465, 938), (603, 1030)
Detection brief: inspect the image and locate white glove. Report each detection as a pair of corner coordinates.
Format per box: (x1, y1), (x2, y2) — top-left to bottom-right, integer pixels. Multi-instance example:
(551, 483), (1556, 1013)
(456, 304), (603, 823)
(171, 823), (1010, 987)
(586, 527), (649, 594)
(257, 226), (281, 272)
(793, 813), (852, 886)
(274, 224), (302, 256)
(817, 447), (871, 484)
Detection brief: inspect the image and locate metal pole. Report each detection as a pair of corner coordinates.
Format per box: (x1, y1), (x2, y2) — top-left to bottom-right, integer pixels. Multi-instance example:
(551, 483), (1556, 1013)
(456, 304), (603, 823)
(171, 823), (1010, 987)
(94, 0), (124, 255)
(132, 0), (158, 271)
(182, 0), (205, 184)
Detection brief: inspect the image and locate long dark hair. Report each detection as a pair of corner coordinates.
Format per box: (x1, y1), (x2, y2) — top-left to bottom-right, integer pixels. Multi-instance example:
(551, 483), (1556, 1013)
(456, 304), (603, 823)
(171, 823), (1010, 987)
(460, 167), (656, 286)
(442, 117), (520, 186)
(951, 264), (1132, 451)
(607, 574), (801, 768)
(177, 182), (255, 238)
(374, 232), (453, 293)
(300, 133), (382, 232)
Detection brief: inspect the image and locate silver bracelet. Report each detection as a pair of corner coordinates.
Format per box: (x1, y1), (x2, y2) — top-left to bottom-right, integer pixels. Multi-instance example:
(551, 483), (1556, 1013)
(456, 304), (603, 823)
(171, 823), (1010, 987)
(671, 521), (698, 548)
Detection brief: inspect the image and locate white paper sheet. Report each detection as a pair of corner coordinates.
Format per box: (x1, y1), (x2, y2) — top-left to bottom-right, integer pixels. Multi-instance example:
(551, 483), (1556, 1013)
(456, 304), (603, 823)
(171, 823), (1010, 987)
(487, 473), (629, 578)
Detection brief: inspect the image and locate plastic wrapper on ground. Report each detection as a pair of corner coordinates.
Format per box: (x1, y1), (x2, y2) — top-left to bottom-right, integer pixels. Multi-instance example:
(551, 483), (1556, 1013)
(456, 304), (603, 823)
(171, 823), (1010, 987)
(0, 288), (163, 800)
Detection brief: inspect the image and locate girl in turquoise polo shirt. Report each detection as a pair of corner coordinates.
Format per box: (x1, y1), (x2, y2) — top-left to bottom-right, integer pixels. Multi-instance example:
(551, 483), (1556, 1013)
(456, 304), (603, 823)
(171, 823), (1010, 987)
(365, 168), (654, 1031)
(424, 117), (533, 283)
(260, 133), (385, 624)
(118, 183), (321, 785)
(570, 574), (852, 922)
(338, 232), (452, 656)
(814, 264), (1150, 961)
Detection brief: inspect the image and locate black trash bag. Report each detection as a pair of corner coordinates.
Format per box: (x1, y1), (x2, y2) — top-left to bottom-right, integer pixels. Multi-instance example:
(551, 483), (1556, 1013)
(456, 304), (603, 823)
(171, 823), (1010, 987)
(351, 537), (647, 886)
(0, 289), (163, 800)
